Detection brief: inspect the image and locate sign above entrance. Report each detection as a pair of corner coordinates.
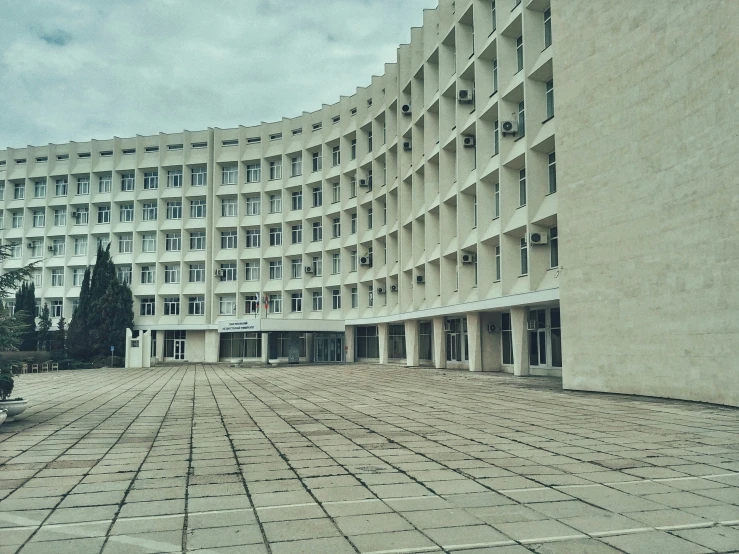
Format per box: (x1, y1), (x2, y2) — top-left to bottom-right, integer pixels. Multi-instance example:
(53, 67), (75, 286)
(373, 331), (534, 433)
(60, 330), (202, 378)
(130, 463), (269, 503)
(218, 319), (262, 333)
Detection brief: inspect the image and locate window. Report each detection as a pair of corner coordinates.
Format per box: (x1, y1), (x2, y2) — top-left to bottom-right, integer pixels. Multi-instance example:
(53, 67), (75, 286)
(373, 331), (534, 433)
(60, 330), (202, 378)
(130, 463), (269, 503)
(76, 177), (90, 195)
(221, 230), (237, 249)
(190, 199), (206, 218)
(72, 269), (85, 287)
(332, 145), (340, 167)
(98, 205), (111, 224)
(332, 253), (341, 274)
(367, 170), (373, 191)
(9, 242), (21, 258)
(473, 195), (478, 227)
(312, 221), (322, 242)
(165, 233), (181, 251)
(220, 263), (237, 281)
(33, 210), (45, 227)
(291, 258), (301, 279)
(350, 139), (357, 160)
(312, 186), (322, 207)
(28, 240), (43, 258)
(269, 294), (282, 314)
(74, 237), (88, 256)
(350, 251), (357, 272)
(268, 226), (282, 247)
(518, 100), (525, 136)
(164, 297), (180, 316)
(269, 194), (282, 213)
(167, 169), (183, 188)
(548, 151), (557, 193)
(120, 204), (134, 222)
(269, 260), (282, 280)
(186, 231), (204, 251)
(73, 207), (89, 225)
(143, 171), (158, 190)
(244, 294), (260, 315)
(141, 266), (155, 284)
(245, 229), (260, 248)
(12, 211), (23, 228)
(34, 180), (46, 198)
(494, 183), (500, 218)
(332, 218), (341, 238)
(55, 178), (68, 196)
(546, 79), (554, 119)
(117, 265), (132, 285)
(493, 59), (498, 93)
(142, 202), (158, 221)
(311, 151), (322, 172)
(291, 293), (303, 313)
(166, 201), (183, 220)
(291, 191), (302, 210)
(13, 182), (25, 199)
(119, 234), (133, 254)
(502, 312), (514, 364)
(291, 155), (302, 177)
(367, 208), (373, 230)
(98, 174), (112, 193)
(312, 256), (322, 276)
(51, 239), (65, 256)
(520, 237), (528, 275)
(191, 167), (207, 187)
(519, 168), (527, 207)
(121, 173), (135, 192)
(312, 291), (322, 311)
(189, 264), (205, 282)
(51, 269), (64, 287)
(188, 296), (205, 315)
(269, 160), (282, 180)
(142, 234), (156, 252)
(350, 212), (357, 234)
(54, 208), (66, 226)
(219, 295), (237, 315)
(351, 287), (358, 308)
(246, 163), (261, 183)
(332, 289), (341, 310)
(544, 7), (552, 48)
(96, 236), (110, 251)
(221, 198), (237, 217)
(516, 35), (523, 72)
(491, 1), (496, 31)
(164, 264), (181, 284)
(368, 131), (373, 152)
(140, 298), (155, 316)
(245, 262), (260, 281)
(291, 224), (303, 244)
(222, 165), (237, 185)
(245, 196), (261, 215)
(550, 226), (559, 268)
(191, 142), (207, 149)
(494, 120), (500, 155)
(332, 182), (340, 203)
(350, 176), (357, 198)
(0, 182), (4, 198)
(368, 286), (374, 307)
(50, 300), (63, 318)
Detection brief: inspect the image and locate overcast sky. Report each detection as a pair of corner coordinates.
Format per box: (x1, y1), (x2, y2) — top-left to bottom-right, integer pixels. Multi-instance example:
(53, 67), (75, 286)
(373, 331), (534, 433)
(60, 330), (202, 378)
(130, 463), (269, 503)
(0, 0), (439, 150)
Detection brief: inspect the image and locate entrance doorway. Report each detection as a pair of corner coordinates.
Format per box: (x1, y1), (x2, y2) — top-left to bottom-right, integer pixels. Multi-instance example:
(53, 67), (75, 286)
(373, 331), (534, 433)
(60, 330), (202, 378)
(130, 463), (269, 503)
(313, 333), (344, 362)
(528, 308), (561, 368)
(164, 330), (186, 361)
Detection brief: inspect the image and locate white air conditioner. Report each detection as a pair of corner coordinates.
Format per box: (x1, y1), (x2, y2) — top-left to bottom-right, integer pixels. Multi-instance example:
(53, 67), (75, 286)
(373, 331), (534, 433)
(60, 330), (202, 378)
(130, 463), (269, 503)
(377, 287), (385, 294)
(403, 142), (412, 151)
(391, 285), (398, 292)
(444, 321), (452, 332)
(360, 256), (371, 266)
(214, 269), (224, 276)
(401, 103), (412, 115)
(416, 275), (425, 284)
(27, 243), (33, 248)
(359, 179), (369, 187)
(458, 89), (474, 103)
(487, 324), (498, 333)
(463, 136), (476, 148)
(530, 232), (548, 245)
(305, 266), (313, 273)
(461, 253), (474, 264)
(71, 211), (78, 217)
(527, 320), (539, 331)
(48, 246), (55, 252)
(501, 120), (518, 136)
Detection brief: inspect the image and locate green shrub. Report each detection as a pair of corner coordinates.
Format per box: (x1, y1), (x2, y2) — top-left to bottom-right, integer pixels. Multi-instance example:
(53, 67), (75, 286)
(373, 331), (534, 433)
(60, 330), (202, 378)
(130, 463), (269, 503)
(0, 367), (14, 401)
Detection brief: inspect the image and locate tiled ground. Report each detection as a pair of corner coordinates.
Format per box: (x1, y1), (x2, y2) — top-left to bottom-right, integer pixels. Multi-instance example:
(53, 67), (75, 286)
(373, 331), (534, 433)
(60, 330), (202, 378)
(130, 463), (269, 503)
(0, 365), (738, 554)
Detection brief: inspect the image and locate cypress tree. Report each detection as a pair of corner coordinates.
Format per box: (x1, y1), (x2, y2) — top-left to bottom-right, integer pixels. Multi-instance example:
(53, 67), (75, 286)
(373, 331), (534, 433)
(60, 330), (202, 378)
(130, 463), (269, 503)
(91, 280), (134, 360)
(37, 302), (52, 351)
(54, 316), (67, 357)
(14, 282), (37, 351)
(67, 267), (92, 359)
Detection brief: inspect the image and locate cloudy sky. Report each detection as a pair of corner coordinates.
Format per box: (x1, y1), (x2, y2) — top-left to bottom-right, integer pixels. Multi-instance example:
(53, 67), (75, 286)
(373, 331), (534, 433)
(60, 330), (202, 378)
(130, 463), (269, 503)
(0, 0), (439, 150)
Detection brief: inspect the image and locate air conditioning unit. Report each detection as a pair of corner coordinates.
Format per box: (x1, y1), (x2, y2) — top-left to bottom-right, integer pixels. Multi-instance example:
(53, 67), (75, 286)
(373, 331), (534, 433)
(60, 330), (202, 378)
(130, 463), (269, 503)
(461, 253), (474, 264)
(305, 266), (313, 273)
(27, 243), (33, 248)
(458, 89), (474, 103)
(214, 269), (224, 276)
(527, 320), (538, 331)
(391, 285), (398, 292)
(401, 104), (412, 115)
(359, 179), (369, 187)
(463, 136), (476, 148)
(444, 321), (452, 331)
(71, 211), (78, 217)
(416, 275), (425, 284)
(360, 256), (371, 266)
(403, 142), (412, 151)
(530, 232), (548, 245)
(501, 120), (518, 136)
(48, 246), (55, 252)
(377, 287), (385, 294)
(487, 324), (498, 333)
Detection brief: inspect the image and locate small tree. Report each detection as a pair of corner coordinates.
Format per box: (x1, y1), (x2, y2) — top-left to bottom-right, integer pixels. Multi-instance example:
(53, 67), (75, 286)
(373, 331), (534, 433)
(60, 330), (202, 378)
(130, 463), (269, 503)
(53, 316), (67, 357)
(67, 268), (91, 359)
(37, 302), (52, 352)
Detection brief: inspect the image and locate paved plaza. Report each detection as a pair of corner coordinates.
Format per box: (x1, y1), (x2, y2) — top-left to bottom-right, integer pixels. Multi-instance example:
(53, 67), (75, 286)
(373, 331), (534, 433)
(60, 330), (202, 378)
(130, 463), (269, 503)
(0, 365), (738, 554)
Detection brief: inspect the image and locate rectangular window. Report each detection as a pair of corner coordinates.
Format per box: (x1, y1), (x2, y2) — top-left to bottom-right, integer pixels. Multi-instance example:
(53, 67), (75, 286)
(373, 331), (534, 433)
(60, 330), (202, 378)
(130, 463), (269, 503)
(97, 205), (111, 224)
(221, 230), (237, 249)
(350, 176), (357, 198)
(291, 258), (301, 278)
(222, 165), (237, 185)
(519, 168), (527, 207)
(494, 120), (499, 155)
(76, 177), (90, 195)
(143, 171), (158, 190)
(332, 253), (341, 274)
(55, 178), (68, 196)
(269, 160), (282, 180)
(291, 224), (303, 244)
(332, 145), (340, 167)
(493, 182), (500, 218)
(71, 268), (84, 287)
(245, 196), (261, 215)
(34, 180), (46, 198)
(117, 265), (132, 285)
(312, 256), (323, 276)
(220, 263), (237, 281)
(165, 232), (182, 251)
(350, 139), (357, 160)
(491, 0), (496, 31)
(74, 237), (88, 256)
(368, 286), (374, 307)
(221, 198), (237, 217)
(28, 240), (42, 258)
(191, 167), (207, 187)
(141, 266), (155, 284)
(12, 182), (24, 200)
(350, 250), (357, 272)
(312, 151), (322, 172)
(164, 264), (180, 284)
(351, 212), (357, 234)
(332, 289), (341, 310)
(33, 210), (45, 227)
(291, 191), (302, 210)
(142, 202), (157, 221)
(548, 151), (557, 193)
(367, 208), (373, 230)
(516, 35), (523, 72)
(312, 291), (323, 311)
(518, 100), (525, 136)
(495, 244), (501, 281)
(189, 231), (206, 250)
(269, 227), (282, 246)
(245, 262), (260, 281)
(51, 239), (65, 256)
(244, 294), (259, 315)
(245, 229), (260, 248)
(550, 226), (559, 268)
(269, 194), (282, 213)
(291, 155), (302, 177)
(291, 293), (302, 313)
(520, 237), (528, 275)
(98, 174), (112, 193)
(246, 163), (261, 183)
(332, 181), (340, 203)
(120, 173), (134, 192)
(546, 79), (554, 119)
(269, 260), (282, 280)
(142, 234), (156, 252)
(164, 297), (180, 316)
(12, 211), (23, 228)
(219, 295), (237, 316)
(351, 287), (358, 308)
(189, 264), (205, 282)
(188, 296), (205, 315)
(312, 186), (322, 207)
(9, 242), (21, 258)
(167, 169), (183, 188)
(269, 294), (282, 314)
(544, 8), (552, 48)
(51, 269), (64, 287)
(332, 218), (341, 238)
(50, 300), (63, 318)
(190, 199), (206, 218)
(368, 131), (373, 152)
(473, 195), (477, 227)
(120, 204), (134, 222)
(73, 207), (89, 225)
(312, 221), (322, 242)
(119, 234), (133, 254)
(54, 208), (66, 226)
(166, 201), (183, 220)
(502, 312), (513, 364)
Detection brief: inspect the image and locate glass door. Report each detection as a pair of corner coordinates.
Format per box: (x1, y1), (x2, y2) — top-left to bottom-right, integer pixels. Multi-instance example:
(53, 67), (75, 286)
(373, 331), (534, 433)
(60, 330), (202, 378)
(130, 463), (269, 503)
(529, 309), (547, 367)
(174, 338), (185, 360)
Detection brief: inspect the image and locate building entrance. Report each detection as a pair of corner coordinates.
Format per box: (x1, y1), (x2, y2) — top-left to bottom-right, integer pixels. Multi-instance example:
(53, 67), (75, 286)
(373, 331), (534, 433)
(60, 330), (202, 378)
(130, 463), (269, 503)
(529, 308), (562, 368)
(164, 330), (186, 361)
(313, 333), (344, 362)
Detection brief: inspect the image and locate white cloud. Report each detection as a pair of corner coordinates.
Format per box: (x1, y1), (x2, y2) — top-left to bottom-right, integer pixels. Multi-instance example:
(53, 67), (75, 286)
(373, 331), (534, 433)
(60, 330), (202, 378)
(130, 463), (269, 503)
(0, 0), (439, 149)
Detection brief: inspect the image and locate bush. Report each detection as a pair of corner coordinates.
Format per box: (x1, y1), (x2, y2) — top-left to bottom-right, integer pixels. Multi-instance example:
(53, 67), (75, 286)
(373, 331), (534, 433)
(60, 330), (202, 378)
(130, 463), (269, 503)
(0, 366), (14, 400)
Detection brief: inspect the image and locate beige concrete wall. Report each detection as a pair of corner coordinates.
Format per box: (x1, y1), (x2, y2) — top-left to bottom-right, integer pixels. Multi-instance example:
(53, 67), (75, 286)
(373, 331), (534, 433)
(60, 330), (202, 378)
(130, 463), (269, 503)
(553, 0), (739, 406)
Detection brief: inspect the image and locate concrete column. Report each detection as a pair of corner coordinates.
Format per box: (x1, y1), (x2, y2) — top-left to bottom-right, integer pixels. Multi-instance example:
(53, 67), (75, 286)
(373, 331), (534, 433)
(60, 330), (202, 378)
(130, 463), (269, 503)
(141, 331), (151, 368)
(204, 330), (219, 363)
(305, 333), (314, 362)
(378, 323), (389, 365)
(433, 317), (446, 369)
(345, 326), (355, 362)
(125, 328), (133, 368)
(261, 332), (269, 363)
(405, 320), (420, 367)
(511, 307), (530, 376)
(467, 312), (482, 372)
(155, 330), (164, 362)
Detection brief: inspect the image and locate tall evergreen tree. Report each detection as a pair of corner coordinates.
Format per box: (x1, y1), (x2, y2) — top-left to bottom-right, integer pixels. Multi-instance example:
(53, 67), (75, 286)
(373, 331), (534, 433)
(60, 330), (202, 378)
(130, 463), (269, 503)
(37, 302), (52, 351)
(0, 244), (38, 354)
(53, 316), (67, 357)
(91, 280), (134, 360)
(66, 267), (92, 359)
(14, 282), (37, 351)
(88, 245), (117, 355)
